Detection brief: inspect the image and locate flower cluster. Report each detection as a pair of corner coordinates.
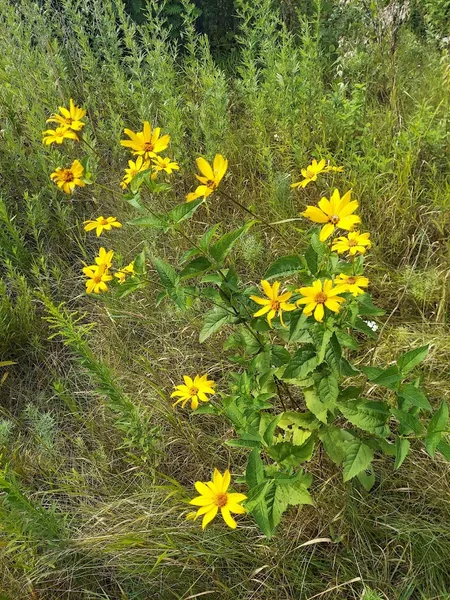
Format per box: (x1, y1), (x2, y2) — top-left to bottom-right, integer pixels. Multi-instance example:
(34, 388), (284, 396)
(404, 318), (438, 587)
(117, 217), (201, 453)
(291, 158), (343, 188)
(119, 121), (179, 188)
(42, 99), (86, 145)
(44, 100), (89, 195)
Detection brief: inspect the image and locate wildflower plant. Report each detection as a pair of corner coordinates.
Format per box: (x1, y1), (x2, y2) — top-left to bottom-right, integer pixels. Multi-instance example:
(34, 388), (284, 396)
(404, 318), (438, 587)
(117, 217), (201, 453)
(42, 102), (450, 538)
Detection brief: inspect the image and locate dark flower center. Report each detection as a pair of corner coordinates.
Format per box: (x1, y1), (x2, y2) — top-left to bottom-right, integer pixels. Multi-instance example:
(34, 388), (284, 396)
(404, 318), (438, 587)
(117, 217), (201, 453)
(215, 492), (228, 507)
(143, 142), (154, 152)
(62, 169), (74, 182)
(315, 292), (327, 304)
(329, 214), (340, 224)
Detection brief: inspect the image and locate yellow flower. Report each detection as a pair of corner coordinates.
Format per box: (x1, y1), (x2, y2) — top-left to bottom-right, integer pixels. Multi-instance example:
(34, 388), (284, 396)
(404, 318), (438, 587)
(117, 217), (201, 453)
(189, 468), (247, 530)
(120, 121), (170, 159)
(50, 159), (85, 194)
(171, 374), (215, 410)
(95, 247), (114, 268)
(334, 273), (369, 297)
(296, 279), (346, 322)
(42, 126), (79, 145)
(291, 159), (329, 188)
(83, 216), (122, 237)
(47, 99), (86, 131)
(114, 262), (135, 284)
(250, 280), (296, 328)
(120, 155), (151, 189)
(186, 154), (228, 202)
(82, 263), (112, 294)
(152, 156), (180, 174)
(331, 231), (371, 256)
(301, 189), (360, 242)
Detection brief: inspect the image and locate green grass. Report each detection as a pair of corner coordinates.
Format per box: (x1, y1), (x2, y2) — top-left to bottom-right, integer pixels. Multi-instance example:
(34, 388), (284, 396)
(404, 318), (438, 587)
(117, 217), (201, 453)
(0, 0), (450, 598)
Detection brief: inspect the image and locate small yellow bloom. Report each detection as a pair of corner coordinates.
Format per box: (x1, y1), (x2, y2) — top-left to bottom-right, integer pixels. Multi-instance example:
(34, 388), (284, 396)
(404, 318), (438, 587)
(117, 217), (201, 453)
(296, 279), (346, 322)
(189, 468), (247, 530)
(186, 154), (228, 202)
(171, 374), (215, 410)
(83, 216), (122, 237)
(301, 189), (360, 242)
(43, 126), (79, 146)
(334, 274), (369, 297)
(82, 263), (112, 294)
(120, 155), (151, 189)
(250, 280), (296, 328)
(50, 159), (85, 194)
(152, 156), (180, 174)
(47, 99), (86, 131)
(95, 247), (114, 268)
(291, 159), (329, 188)
(114, 262), (135, 283)
(331, 231), (371, 256)
(120, 121), (170, 159)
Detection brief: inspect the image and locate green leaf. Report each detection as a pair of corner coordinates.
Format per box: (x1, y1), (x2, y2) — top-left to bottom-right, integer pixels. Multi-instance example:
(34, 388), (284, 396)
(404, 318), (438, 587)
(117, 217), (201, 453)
(317, 374), (339, 408)
(153, 256), (178, 289)
(264, 255), (303, 280)
(209, 221), (256, 263)
(356, 294), (385, 316)
(268, 436), (315, 467)
(320, 426), (354, 465)
(246, 448), (265, 489)
(271, 473), (313, 528)
(199, 307), (234, 343)
(263, 414), (282, 447)
(398, 384), (432, 411)
(304, 387), (328, 424)
(343, 439), (374, 482)
(357, 464), (375, 491)
(283, 347), (318, 380)
(179, 256), (212, 279)
(305, 245), (318, 275)
(245, 481), (274, 538)
(129, 213), (167, 229)
(361, 365), (401, 390)
(394, 438), (410, 469)
(338, 400), (390, 437)
(392, 408), (423, 435)
(316, 328), (334, 364)
(397, 345), (429, 376)
(289, 311), (312, 343)
(425, 401), (449, 457)
(167, 198), (204, 225)
(436, 439), (450, 460)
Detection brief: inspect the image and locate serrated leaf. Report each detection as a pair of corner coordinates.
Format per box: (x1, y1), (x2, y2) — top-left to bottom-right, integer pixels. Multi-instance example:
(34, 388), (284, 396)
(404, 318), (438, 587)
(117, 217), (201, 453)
(268, 436), (315, 467)
(398, 384), (432, 411)
(289, 311), (312, 343)
(304, 387), (328, 423)
(317, 374), (339, 408)
(343, 439), (374, 482)
(394, 438), (410, 469)
(357, 464), (375, 490)
(209, 221), (256, 263)
(167, 198), (204, 225)
(199, 307), (234, 343)
(264, 255), (303, 280)
(397, 345), (429, 376)
(179, 256), (212, 279)
(338, 400), (390, 437)
(392, 408), (423, 435)
(245, 481), (274, 538)
(263, 414), (282, 447)
(272, 475), (313, 528)
(246, 448), (264, 489)
(283, 347), (318, 380)
(425, 401), (449, 457)
(320, 426), (354, 465)
(152, 256), (177, 289)
(361, 365), (401, 390)
(356, 294), (385, 316)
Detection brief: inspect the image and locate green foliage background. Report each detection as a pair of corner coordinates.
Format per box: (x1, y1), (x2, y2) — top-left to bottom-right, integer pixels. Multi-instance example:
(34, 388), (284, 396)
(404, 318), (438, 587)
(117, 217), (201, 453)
(0, 0), (450, 598)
